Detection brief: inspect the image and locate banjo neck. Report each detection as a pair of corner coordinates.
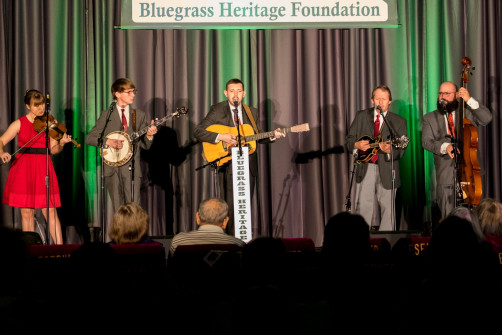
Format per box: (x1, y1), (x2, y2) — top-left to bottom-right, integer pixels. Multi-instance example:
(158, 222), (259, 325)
(130, 107), (187, 141)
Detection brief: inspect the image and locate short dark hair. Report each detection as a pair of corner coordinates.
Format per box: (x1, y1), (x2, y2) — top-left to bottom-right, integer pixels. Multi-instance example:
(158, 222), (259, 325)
(371, 85), (392, 101)
(225, 78), (244, 90)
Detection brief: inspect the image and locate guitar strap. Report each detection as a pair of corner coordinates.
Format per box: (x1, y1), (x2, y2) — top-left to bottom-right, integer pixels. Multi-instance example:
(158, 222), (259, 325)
(132, 109), (137, 131)
(243, 104), (259, 134)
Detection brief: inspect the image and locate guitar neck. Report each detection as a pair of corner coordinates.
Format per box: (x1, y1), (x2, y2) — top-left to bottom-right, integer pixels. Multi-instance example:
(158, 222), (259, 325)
(244, 127), (291, 142)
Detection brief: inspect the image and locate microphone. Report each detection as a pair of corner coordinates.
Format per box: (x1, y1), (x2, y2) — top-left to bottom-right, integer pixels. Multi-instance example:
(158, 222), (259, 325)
(376, 104), (382, 113)
(109, 99), (117, 110)
(46, 93), (51, 113)
(439, 99), (446, 108)
(233, 99), (239, 108)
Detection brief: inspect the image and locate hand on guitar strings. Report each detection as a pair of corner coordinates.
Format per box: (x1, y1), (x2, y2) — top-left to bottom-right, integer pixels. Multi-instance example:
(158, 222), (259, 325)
(219, 133), (238, 146)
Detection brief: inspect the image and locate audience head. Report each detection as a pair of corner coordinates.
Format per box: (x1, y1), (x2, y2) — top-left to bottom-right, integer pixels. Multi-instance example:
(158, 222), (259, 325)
(426, 215), (485, 270)
(448, 206), (484, 242)
(109, 202), (149, 244)
(196, 197), (229, 228)
(476, 198), (502, 236)
(242, 236), (287, 285)
(322, 211), (370, 264)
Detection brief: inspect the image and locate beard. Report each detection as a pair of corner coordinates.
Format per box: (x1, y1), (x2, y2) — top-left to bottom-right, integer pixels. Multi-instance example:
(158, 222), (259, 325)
(437, 98), (459, 114)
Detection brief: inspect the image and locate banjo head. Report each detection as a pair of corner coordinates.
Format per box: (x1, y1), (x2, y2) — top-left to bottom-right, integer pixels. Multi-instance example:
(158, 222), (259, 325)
(102, 131), (133, 167)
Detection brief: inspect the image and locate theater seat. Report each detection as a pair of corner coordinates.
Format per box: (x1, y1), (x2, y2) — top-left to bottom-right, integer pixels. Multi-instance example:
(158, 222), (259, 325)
(281, 238), (316, 253)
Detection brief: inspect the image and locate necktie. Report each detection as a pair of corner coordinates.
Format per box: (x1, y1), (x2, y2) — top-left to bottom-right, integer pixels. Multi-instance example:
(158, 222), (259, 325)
(371, 114), (380, 163)
(121, 108), (128, 132)
(447, 112), (455, 137)
(233, 109), (240, 126)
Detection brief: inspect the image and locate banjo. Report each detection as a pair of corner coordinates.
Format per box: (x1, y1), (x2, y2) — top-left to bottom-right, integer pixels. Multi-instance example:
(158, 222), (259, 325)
(102, 106), (188, 167)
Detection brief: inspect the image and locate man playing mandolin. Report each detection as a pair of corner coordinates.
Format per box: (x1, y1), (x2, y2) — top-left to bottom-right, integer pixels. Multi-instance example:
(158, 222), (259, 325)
(194, 78), (285, 235)
(346, 85), (408, 231)
(422, 81), (492, 220)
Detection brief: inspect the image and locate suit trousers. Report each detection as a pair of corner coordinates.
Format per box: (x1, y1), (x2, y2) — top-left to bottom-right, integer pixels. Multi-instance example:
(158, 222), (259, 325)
(105, 165), (141, 214)
(354, 163), (395, 231)
(437, 183), (455, 219)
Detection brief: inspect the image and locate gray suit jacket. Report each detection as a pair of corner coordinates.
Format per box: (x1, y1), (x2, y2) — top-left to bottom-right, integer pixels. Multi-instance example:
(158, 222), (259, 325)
(85, 106), (153, 178)
(422, 103), (492, 186)
(194, 100), (271, 177)
(346, 107), (408, 189)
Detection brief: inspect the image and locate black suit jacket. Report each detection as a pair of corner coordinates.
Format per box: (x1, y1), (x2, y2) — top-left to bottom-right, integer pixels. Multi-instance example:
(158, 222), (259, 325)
(345, 107), (408, 189)
(194, 100), (271, 177)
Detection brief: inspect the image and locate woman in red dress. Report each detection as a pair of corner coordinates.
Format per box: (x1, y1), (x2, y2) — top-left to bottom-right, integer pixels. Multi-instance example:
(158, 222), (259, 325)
(0, 89), (72, 244)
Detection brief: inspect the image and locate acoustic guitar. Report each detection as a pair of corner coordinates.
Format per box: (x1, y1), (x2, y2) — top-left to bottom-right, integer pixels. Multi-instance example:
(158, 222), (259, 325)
(202, 123), (310, 166)
(355, 134), (409, 165)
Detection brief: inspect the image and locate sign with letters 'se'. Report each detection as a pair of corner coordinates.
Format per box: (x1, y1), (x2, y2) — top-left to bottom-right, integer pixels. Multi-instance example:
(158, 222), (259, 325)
(231, 146), (252, 243)
(118, 0), (398, 29)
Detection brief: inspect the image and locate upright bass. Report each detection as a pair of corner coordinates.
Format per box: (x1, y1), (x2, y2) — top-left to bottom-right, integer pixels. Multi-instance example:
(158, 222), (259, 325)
(456, 56), (482, 205)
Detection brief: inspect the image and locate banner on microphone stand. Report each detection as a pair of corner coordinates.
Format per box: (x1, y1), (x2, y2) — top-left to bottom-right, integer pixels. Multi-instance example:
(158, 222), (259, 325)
(118, 0), (399, 29)
(231, 146), (252, 243)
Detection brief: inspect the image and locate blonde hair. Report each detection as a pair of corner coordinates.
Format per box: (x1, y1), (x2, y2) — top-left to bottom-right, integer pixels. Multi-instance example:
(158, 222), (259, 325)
(109, 203), (149, 244)
(476, 198), (502, 236)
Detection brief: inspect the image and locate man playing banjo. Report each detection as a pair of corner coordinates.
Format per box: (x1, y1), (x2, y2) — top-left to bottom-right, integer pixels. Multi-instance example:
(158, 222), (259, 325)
(86, 78), (157, 213)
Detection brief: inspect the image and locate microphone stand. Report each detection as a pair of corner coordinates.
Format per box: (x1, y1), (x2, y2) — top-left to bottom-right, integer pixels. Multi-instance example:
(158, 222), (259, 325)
(345, 160), (358, 212)
(130, 139), (136, 204)
(379, 109), (398, 231)
(195, 153), (232, 198)
(233, 101), (243, 157)
(97, 101), (115, 243)
(44, 94), (51, 243)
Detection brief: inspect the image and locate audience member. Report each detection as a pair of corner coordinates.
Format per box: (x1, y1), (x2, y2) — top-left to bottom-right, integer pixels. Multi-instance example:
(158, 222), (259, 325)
(241, 236), (288, 287)
(169, 197), (246, 256)
(108, 202), (150, 244)
(447, 205), (484, 241)
(0, 226), (42, 333)
(319, 212), (396, 334)
(322, 211), (371, 268)
(476, 198), (502, 236)
(403, 215), (502, 334)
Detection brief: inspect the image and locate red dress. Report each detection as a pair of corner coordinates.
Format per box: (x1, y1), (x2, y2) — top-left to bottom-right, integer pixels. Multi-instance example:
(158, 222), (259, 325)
(3, 116), (61, 208)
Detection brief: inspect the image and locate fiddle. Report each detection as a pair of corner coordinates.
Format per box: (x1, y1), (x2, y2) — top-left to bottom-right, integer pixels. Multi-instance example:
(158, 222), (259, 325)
(33, 114), (81, 148)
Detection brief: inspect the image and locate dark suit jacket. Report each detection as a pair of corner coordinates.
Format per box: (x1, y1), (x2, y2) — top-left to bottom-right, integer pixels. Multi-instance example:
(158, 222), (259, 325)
(346, 107), (408, 189)
(194, 100), (271, 177)
(85, 106), (153, 178)
(422, 103), (492, 186)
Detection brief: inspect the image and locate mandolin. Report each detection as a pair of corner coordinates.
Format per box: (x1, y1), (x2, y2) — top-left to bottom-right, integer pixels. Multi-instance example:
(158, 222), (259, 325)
(355, 134), (409, 165)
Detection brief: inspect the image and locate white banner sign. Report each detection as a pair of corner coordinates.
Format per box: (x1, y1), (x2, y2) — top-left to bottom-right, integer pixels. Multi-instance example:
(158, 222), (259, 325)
(231, 146), (252, 243)
(119, 0), (398, 29)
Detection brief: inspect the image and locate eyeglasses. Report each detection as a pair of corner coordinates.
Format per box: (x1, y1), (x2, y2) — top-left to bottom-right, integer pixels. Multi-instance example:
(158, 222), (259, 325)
(438, 92), (455, 97)
(122, 89), (138, 95)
